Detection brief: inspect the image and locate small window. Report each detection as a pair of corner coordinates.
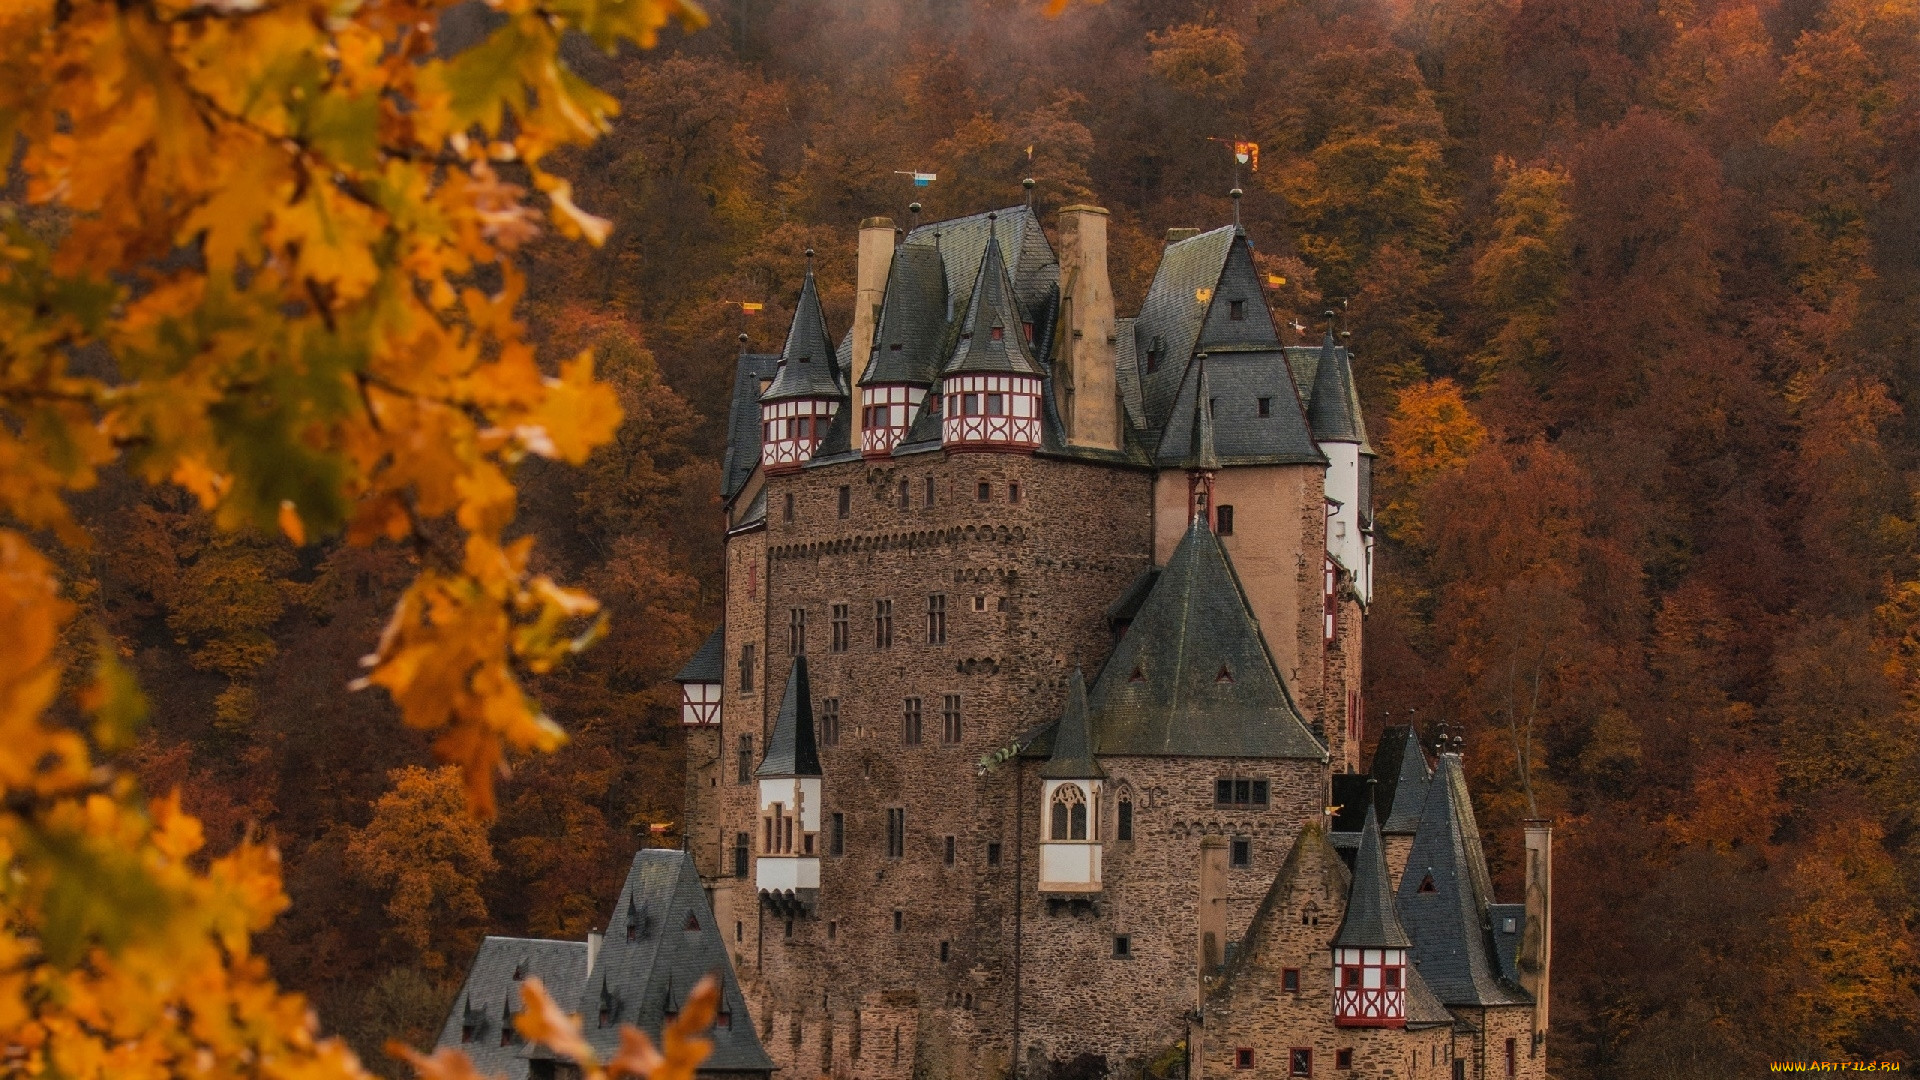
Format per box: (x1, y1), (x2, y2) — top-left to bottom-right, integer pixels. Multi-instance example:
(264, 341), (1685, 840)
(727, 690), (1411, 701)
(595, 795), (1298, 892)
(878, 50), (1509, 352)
(1258, 397), (1271, 417)
(1506, 1038), (1517, 1078)
(944, 835), (956, 866)
(1228, 299), (1245, 321)
(1009, 482), (1021, 503)
(898, 479), (910, 509)
(927, 594), (947, 645)
(1418, 873), (1437, 893)
(783, 492), (794, 523)
(784, 919), (793, 938)
(924, 476), (936, 506)
(1282, 968), (1300, 992)
(828, 920), (837, 940)
(892, 910), (904, 932)
(887, 808), (905, 859)
(788, 607), (805, 655)
(974, 595), (987, 612)
(1504, 916), (1518, 933)
(1117, 798), (1133, 842)
(1216, 664), (1234, 684)
(1337, 1049), (1354, 1071)
(1216, 778), (1233, 805)
(820, 697), (840, 744)
(903, 698), (922, 745)
(941, 694), (962, 743)
(1343, 966), (1362, 988)
(1231, 838), (1252, 867)
(831, 813), (845, 856)
(1291, 1048), (1313, 1078)
(831, 605), (850, 653)
(1023, 322), (1034, 342)
(1452, 1060), (1466, 1080)
(734, 832), (749, 877)
(1236, 1049), (1255, 1070)
(1112, 934), (1132, 959)
(737, 735), (753, 785)
(739, 643), (755, 692)
(1253, 780), (1269, 805)
(939, 940), (951, 961)
(977, 481), (991, 502)
(1129, 665), (1145, 683)
(1384, 967), (1401, 988)
(1216, 505), (1234, 535)
(987, 841), (1002, 866)
(684, 913), (700, 931)
(838, 485), (850, 518)
(990, 325), (1005, 341)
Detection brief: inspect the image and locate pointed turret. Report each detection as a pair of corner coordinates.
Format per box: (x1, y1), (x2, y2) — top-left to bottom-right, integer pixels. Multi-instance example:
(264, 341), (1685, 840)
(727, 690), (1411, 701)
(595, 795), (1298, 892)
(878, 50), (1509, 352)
(754, 658), (822, 909)
(940, 217), (1045, 451)
(1307, 331), (1365, 446)
(1333, 800), (1415, 1026)
(759, 258), (844, 474)
(1039, 670), (1105, 894)
(1396, 753), (1529, 1007)
(758, 656), (821, 779)
(857, 244), (947, 457)
(1373, 725), (1431, 835)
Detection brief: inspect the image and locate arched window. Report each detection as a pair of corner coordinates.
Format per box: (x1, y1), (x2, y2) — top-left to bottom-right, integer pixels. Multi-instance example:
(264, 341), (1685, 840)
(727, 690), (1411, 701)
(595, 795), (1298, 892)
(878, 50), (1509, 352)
(1117, 796), (1134, 841)
(1049, 784), (1087, 841)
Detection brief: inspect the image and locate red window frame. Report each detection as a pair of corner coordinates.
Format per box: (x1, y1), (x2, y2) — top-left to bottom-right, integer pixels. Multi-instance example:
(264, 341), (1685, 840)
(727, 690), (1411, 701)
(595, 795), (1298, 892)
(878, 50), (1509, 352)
(1291, 1047), (1314, 1077)
(1235, 1049), (1255, 1070)
(1336, 1048), (1354, 1070)
(1506, 1037), (1517, 1078)
(1282, 967), (1301, 992)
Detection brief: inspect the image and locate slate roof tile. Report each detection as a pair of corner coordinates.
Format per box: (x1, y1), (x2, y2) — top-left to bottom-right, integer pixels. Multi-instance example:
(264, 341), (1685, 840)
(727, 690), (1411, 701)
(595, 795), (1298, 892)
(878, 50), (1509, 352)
(758, 656), (821, 778)
(672, 627), (724, 684)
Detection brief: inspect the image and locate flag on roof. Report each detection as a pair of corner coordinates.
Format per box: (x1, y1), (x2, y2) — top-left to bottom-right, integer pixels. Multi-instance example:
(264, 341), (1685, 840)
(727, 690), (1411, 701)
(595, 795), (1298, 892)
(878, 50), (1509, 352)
(914, 172), (936, 186)
(741, 302), (764, 314)
(1267, 274), (1286, 287)
(1234, 140), (1260, 172)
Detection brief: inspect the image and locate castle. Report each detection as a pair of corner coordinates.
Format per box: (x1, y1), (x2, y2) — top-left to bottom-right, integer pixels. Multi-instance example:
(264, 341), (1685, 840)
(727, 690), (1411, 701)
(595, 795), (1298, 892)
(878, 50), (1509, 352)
(437, 199), (1554, 1080)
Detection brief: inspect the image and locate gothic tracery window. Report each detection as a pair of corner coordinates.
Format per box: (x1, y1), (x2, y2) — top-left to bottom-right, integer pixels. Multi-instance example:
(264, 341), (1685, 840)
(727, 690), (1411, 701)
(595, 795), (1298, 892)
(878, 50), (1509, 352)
(1049, 784), (1089, 841)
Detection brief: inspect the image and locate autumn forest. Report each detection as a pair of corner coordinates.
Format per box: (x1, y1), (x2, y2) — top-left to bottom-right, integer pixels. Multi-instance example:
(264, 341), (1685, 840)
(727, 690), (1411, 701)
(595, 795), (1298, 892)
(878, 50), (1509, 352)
(3, 0), (1916, 1076)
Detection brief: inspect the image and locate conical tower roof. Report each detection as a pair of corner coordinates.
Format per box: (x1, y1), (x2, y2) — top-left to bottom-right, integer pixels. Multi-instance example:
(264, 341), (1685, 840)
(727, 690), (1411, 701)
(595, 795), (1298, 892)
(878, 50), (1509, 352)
(761, 264), (844, 403)
(942, 221), (1043, 378)
(1373, 725), (1432, 834)
(1333, 801), (1413, 949)
(758, 656), (821, 778)
(1307, 331), (1368, 449)
(861, 243), (949, 387)
(1040, 669), (1104, 779)
(1086, 517), (1324, 759)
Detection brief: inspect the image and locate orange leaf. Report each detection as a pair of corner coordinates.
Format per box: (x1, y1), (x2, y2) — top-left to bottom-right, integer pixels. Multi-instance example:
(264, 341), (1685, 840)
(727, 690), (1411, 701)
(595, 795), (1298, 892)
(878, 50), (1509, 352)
(607, 1026), (664, 1079)
(513, 976), (596, 1066)
(388, 1042), (494, 1080)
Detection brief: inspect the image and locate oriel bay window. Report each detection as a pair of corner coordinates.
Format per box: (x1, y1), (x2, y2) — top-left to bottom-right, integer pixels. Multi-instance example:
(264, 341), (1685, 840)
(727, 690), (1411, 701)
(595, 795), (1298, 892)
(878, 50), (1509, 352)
(1050, 784), (1089, 841)
(1333, 946), (1408, 1027)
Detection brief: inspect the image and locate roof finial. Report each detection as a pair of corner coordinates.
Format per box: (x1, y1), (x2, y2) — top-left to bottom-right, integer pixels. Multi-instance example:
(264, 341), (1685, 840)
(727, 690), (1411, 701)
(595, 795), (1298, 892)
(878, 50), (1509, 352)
(987, 211), (998, 222)
(738, 332), (749, 353)
(1023, 177), (1035, 208)
(1230, 186), (1243, 228)
(804, 246), (815, 274)
(909, 201), (922, 229)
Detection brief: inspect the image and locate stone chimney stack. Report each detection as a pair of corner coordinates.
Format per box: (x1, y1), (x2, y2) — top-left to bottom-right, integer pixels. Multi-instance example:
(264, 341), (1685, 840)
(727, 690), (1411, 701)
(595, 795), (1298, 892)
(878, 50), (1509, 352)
(850, 216), (895, 452)
(1055, 205), (1122, 451)
(1521, 820), (1553, 1047)
(1197, 834), (1229, 1006)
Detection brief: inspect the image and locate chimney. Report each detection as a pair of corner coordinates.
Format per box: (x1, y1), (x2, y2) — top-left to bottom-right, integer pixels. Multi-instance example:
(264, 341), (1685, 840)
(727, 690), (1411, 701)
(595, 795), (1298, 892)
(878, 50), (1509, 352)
(586, 927), (605, 979)
(1166, 227), (1201, 244)
(1055, 205), (1121, 451)
(1197, 834), (1229, 1007)
(850, 217), (895, 452)
(1521, 820), (1553, 1046)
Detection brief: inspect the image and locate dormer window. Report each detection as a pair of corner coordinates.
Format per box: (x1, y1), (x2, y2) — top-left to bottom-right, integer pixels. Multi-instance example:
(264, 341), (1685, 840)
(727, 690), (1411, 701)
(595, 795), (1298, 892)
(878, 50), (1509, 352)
(1023, 322), (1034, 342)
(1418, 874), (1437, 893)
(1229, 299), (1246, 321)
(684, 913), (701, 931)
(1216, 664), (1234, 683)
(991, 325), (1005, 341)
(1128, 665), (1145, 683)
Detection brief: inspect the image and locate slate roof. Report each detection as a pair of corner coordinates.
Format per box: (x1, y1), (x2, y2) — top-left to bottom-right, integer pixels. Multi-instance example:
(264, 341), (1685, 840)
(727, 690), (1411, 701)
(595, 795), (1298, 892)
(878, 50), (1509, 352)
(1306, 332), (1368, 448)
(436, 936), (590, 1080)
(1290, 341), (1373, 454)
(1333, 803), (1413, 949)
(1181, 360), (1220, 471)
(1040, 670), (1104, 779)
(1087, 518), (1324, 759)
(573, 850), (774, 1073)
(1104, 568), (1161, 624)
(722, 352), (780, 503)
(903, 205), (1057, 326)
(1489, 903), (1526, 986)
(1132, 226), (1236, 428)
(1396, 753), (1530, 1007)
(942, 223), (1044, 378)
(672, 627), (724, 684)
(1404, 965), (1456, 1026)
(758, 656), (821, 778)
(1373, 725), (1432, 835)
(1113, 316), (1146, 430)
(862, 244), (949, 387)
(760, 267), (844, 403)
(1153, 346), (1324, 467)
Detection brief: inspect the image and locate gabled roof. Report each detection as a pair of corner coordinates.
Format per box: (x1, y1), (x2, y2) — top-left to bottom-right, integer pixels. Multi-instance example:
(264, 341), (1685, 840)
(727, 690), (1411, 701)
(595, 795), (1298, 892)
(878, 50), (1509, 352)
(722, 352), (780, 503)
(1307, 332), (1368, 448)
(941, 224), (1043, 378)
(1396, 753), (1529, 1007)
(1133, 226), (1235, 428)
(1373, 725), (1431, 835)
(575, 851), (774, 1073)
(673, 627), (724, 684)
(760, 267), (844, 403)
(903, 205), (1056, 326)
(863, 244), (950, 387)
(1211, 820), (1349, 996)
(1087, 518), (1324, 759)
(435, 936), (590, 1080)
(1333, 803), (1413, 949)
(1153, 346), (1324, 468)
(1040, 670), (1104, 779)
(758, 656), (821, 778)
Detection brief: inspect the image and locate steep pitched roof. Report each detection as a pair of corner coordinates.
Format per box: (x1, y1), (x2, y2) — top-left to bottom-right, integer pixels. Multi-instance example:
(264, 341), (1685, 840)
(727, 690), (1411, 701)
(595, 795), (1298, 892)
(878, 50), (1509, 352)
(722, 352), (780, 503)
(760, 267), (843, 403)
(1181, 360), (1220, 471)
(1396, 753), (1529, 1007)
(1132, 226), (1236, 428)
(758, 656), (821, 778)
(903, 205), (1056, 326)
(1040, 670), (1104, 779)
(1307, 332), (1368, 448)
(861, 244), (949, 387)
(941, 224), (1043, 378)
(436, 936), (590, 1080)
(575, 851), (774, 1073)
(1333, 803), (1413, 949)
(1211, 819), (1349, 998)
(672, 627), (724, 684)
(1373, 725), (1432, 835)
(1087, 518), (1324, 759)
